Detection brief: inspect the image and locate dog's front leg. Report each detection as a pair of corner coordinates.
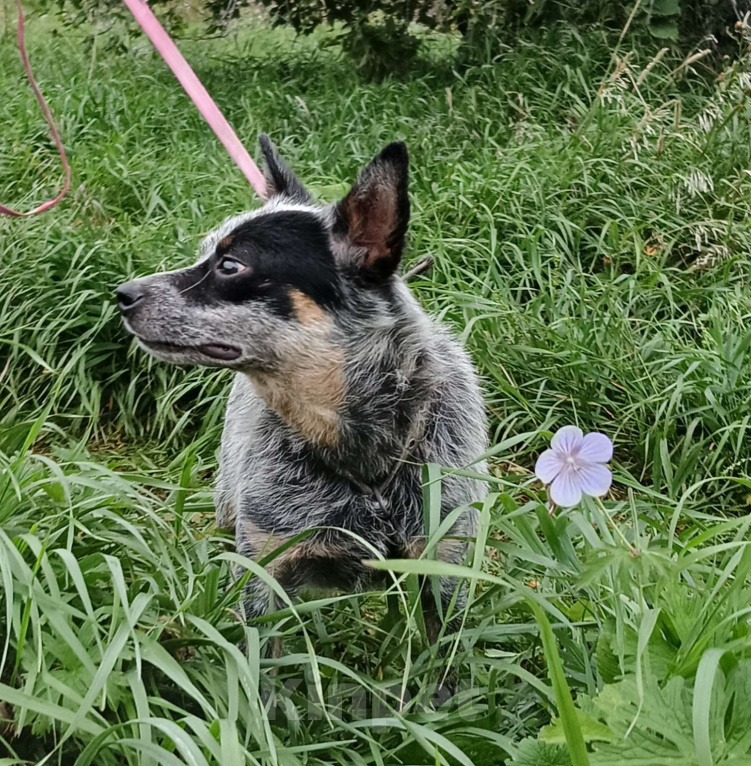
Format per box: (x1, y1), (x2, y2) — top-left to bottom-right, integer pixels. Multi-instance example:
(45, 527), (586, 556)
(236, 517), (296, 663)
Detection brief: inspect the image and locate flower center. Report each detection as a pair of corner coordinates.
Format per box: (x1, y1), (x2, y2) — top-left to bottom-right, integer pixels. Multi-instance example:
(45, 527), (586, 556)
(565, 455), (579, 469)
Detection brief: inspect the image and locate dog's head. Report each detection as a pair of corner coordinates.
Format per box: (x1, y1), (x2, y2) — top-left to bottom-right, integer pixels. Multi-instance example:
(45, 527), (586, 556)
(115, 136), (410, 372)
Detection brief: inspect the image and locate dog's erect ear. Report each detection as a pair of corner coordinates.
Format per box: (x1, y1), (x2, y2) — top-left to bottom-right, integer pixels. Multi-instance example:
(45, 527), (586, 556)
(259, 134), (312, 203)
(333, 142), (410, 282)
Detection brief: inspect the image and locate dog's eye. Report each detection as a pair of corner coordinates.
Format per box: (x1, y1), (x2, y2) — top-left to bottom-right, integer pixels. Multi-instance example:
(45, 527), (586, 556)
(216, 257), (246, 277)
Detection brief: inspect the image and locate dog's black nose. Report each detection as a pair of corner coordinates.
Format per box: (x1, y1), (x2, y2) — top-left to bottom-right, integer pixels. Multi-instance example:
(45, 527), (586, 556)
(115, 282), (145, 312)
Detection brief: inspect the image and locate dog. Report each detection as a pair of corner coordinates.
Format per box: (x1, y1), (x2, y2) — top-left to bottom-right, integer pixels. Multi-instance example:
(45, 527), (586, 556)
(116, 136), (488, 643)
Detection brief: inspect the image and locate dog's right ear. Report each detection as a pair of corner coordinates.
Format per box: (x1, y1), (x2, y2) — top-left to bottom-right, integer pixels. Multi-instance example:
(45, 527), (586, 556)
(332, 142), (410, 284)
(259, 134), (312, 204)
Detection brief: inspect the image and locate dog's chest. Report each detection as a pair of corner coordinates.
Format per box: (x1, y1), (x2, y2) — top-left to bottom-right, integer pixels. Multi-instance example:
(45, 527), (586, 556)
(219, 375), (424, 539)
(241, 430), (422, 538)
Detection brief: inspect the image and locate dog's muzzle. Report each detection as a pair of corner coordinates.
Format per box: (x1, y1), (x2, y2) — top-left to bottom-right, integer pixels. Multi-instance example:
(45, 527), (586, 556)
(113, 282), (243, 363)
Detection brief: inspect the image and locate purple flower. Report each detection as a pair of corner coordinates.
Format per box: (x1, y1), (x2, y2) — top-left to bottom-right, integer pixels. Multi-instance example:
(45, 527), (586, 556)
(535, 426), (613, 508)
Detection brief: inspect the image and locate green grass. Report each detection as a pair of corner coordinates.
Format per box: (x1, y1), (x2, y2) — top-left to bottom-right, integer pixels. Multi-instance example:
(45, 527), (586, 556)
(2, 12), (751, 765)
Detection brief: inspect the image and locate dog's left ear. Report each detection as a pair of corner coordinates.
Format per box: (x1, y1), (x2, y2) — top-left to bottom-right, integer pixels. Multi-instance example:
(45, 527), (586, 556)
(259, 134), (312, 203)
(333, 142), (410, 283)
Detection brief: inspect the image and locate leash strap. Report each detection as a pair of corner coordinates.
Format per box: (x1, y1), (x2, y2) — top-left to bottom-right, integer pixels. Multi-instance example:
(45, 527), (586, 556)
(0, 0), (71, 217)
(121, 0), (267, 198)
(2, 0), (267, 219)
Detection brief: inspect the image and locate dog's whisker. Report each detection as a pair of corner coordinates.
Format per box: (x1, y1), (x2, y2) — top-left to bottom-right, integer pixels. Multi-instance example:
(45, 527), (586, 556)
(179, 270), (211, 294)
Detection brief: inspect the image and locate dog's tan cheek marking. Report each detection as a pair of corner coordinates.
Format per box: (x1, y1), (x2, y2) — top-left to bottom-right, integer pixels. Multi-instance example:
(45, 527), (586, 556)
(272, 538), (348, 568)
(217, 235), (235, 252)
(252, 343), (344, 448)
(250, 302), (344, 448)
(289, 289), (328, 325)
(237, 519), (324, 578)
(237, 519), (289, 560)
(238, 521), (349, 578)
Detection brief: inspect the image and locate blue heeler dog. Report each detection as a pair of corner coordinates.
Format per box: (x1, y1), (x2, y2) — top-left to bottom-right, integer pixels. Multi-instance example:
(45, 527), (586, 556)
(116, 136), (488, 643)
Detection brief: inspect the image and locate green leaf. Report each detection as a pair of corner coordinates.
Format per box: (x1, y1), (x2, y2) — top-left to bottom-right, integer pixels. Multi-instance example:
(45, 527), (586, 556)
(544, 659), (751, 765)
(541, 714), (614, 745)
(595, 630), (620, 685)
(590, 678), (694, 764)
(512, 738), (572, 766)
(726, 660), (751, 754)
(528, 599), (590, 766)
(652, 0), (681, 16)
(649, 20), (679, 39)
(693, 648), (726, 766)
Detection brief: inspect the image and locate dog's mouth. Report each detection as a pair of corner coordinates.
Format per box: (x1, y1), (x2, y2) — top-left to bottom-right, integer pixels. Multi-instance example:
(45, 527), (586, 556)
(139, 338), (242, 361)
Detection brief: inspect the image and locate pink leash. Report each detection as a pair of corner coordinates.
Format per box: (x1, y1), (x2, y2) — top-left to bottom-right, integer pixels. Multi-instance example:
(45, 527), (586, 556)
(0, 0), (70, 217)
(1, 0), (266, 218)
(120, 0), (266, 198)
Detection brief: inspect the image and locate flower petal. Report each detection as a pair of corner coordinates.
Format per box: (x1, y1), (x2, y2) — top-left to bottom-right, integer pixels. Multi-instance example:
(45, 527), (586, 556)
(550, 425), (583, 455)
(535, 449), (564, 484)
(578, 432), (613, 464)
(578, 463), (612, 498)
(550, 468), (583, 508)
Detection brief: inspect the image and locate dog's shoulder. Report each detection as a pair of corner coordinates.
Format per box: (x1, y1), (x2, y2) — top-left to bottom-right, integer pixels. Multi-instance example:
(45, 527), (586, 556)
(426, 321), (488, 452)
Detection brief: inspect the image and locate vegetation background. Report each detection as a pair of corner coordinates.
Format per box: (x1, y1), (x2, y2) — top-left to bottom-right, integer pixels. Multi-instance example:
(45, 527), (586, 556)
(2, 0), (751, 763)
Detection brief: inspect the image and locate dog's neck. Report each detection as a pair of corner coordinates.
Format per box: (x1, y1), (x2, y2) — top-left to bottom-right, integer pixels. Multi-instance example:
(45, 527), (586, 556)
(248, 350), (344, 449)
(339, 320), (435, 482)
(247, 288), (436, 481)
(246, 307), (346, 448)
